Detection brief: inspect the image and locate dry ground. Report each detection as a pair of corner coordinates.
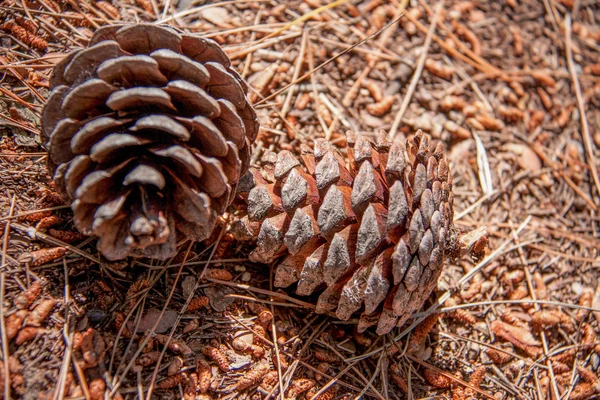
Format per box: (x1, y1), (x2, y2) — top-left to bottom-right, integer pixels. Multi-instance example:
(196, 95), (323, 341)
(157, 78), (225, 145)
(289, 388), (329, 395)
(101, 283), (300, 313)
(1, 0), (600, 399)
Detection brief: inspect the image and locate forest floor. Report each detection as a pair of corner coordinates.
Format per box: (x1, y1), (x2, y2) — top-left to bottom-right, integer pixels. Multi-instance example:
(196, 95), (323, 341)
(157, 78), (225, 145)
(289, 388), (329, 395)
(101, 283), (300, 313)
(1, 0), (600, 399)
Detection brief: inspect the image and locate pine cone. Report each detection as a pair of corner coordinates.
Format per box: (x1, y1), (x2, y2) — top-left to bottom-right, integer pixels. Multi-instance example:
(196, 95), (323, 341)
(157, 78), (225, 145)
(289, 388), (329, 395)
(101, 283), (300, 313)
(234, 130), (471, 335)
(41, 24), (259, 260)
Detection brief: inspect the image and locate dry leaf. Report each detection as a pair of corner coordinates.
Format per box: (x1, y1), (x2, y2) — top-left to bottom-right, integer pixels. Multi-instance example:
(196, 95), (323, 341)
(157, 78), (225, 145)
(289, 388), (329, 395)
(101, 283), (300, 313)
(128, 308), (177, 333)
(503, 143), (541, 171)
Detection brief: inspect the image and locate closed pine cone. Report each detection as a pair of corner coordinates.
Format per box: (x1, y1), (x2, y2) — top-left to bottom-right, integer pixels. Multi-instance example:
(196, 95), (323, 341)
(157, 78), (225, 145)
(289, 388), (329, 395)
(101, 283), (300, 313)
(234, 130), (466, 335)
(41, 24), (259, 260)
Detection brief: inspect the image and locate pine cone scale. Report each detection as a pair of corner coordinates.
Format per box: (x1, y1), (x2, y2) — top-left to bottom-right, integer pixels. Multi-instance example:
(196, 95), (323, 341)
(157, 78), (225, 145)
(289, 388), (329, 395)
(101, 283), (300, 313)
(113, 24), (182, 54)
(150, 49), (210, 86)
(63, 79), (117, 119)
(63, 41), (125, 85)
(97, 55), (169, 87)
(42, 24), (258, 260)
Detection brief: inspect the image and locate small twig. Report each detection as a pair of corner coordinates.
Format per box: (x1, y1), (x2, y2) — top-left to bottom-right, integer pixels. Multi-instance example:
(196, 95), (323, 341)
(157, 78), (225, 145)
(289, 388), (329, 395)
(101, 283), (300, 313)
(440, 299), (600, 314)
(565, 15), (600, 203)
(54, 258), (73, 400)
(0, 194), (16, 400)
(241, 11), (262, 79)
(389, 1), (443, 138)
(473, 132), (494, 195)
(160, 0), (172, 20)
(281, 29), (308, 118)
(206, 278), (319, 311)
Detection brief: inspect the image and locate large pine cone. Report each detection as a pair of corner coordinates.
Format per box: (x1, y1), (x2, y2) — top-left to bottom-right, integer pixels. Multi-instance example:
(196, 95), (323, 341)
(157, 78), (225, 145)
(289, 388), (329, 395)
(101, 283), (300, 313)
(234, 131), (458, 335)
(41, 24), (259, 260)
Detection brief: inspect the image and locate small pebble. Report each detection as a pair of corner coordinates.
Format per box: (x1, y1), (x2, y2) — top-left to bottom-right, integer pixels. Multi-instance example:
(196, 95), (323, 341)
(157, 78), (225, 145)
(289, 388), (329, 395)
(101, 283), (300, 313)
(234, 265), (247, 272)
(571, 281), (584, 296)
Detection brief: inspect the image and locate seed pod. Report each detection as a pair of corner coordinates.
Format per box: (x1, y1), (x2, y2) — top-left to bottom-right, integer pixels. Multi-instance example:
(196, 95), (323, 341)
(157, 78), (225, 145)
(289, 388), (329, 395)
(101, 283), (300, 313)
(203, 269), (233, 281)
(18, 247), (66, 266)
(485, 348), (512, 364)
(408, 313), (439, 353)
(157, 373), (188, 389)
(352, 329), (372, 347)
(424, 59), (455, 80)
(252, 324), (268, 345)
(261, 370), (279, 391)
(17, 210), (53, 223)
(186, 296), (210, 312)
(498, 106), (525, 123)
(202, 346), (230, 372)
(48, 229), (86, 243)
(490, 320), (542, 357)
(315, 362), (331, 382)
(236, 362), (269, 391)
(531, 310), (574, 332)
(584, 64), (600, 76)
(570, 383), (595, 400)
(272, 351), (289, 372)
(15, 281), (42, 309)
(137, 351), (161, 367)
(475, 114), (504, 131)
(41, 24), (258, 260)
(444, 297), (476, 324)
(196, 359), (212, 393)
(389, 364), (408, 392)
(423, 368), (453, 388)
(35, 215), (61, 231)
(531, 71), (556, 88)
(248, 302), (273, 326)
(313, 349), (339, 363)
(439, 96), (467, 112)
(184, 373), (198, 399)
(232, 337), (265, 359)
(89, 379), (106, 400)
(168, 357), (184, 376)
(15, 326), (39, 345)
(366, 96), (395, 117)
(286, 378), (316, 398)
(500, 311), (527, 329)
(96, 2), (120, 20)
(576, 290), (593, 322)
(2, 20), (48, 51)
(27, 299), (56, 327)
(306, 385), (337, 400)
(6, 310), (28, 340)
(155, 334), (193, 356)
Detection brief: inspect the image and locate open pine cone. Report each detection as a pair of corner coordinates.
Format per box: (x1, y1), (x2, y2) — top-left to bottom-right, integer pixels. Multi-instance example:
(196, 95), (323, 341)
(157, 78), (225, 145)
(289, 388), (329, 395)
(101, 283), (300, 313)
(41, 24), (258, 260)
(234, 130), (485, 335)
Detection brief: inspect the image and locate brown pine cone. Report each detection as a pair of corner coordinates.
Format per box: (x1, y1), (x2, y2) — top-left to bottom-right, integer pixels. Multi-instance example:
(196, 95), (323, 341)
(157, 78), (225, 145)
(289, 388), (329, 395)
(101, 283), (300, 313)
(41, 24), (258, 260)
(234, 130), (482, 335)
